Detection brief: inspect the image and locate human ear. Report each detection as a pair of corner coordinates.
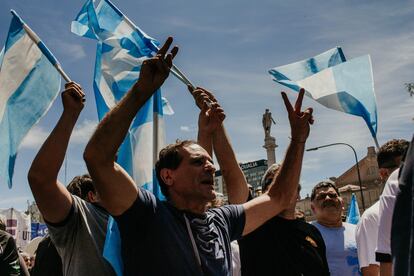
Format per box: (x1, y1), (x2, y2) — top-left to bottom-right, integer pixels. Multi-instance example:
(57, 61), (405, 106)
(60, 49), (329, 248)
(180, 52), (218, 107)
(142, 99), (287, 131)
(87, 191), (97, 203)
(310, 202), (316, 214)
(160, 168), (174, 187)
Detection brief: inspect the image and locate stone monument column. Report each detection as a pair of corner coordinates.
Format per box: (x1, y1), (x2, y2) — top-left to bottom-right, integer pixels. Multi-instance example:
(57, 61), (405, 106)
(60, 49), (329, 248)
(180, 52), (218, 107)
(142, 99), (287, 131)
(262, 109), (278, 167)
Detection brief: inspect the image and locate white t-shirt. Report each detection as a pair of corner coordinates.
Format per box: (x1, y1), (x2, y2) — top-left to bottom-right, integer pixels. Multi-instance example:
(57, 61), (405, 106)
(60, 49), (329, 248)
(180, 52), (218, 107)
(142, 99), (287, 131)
(376, 169), (400, 257)
(355, 201), (380, 268)
(231, 241), (241, 276)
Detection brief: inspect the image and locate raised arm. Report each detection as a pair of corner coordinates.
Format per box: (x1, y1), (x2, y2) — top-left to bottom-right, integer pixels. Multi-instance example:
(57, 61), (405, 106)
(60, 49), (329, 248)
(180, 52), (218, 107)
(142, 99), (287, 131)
(213, 124), (249, 204)
(242, 89), (313, 235)
(197, 105), (213, 157)
(194, 87), (220, 156)
(83, 37), (178, 216)
(193, 87), (249, 204)
(27, 82), (85, 223)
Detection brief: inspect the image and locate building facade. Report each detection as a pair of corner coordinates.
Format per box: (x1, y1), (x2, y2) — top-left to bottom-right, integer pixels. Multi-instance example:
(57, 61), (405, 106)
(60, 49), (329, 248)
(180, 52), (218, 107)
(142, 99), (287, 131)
(214, 159), (268, 201)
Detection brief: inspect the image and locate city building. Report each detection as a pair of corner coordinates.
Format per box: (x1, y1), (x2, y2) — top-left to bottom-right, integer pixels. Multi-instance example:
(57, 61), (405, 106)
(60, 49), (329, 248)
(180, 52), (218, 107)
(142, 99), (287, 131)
(214, 159), (268, 201)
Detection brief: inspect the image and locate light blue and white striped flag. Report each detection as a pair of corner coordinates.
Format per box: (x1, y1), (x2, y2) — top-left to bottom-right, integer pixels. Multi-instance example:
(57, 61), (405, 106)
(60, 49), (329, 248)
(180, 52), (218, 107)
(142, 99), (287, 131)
(346, 193), (360, 225)
(72, 0), (166, 197)
(269, 48), (378, 146)
(0, 11), (61, 188)
(72, 1), (171, 274)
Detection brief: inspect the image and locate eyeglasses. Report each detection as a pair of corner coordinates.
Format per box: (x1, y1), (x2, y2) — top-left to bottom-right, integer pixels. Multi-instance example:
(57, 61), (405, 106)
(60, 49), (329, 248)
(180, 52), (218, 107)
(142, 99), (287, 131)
(315, 192), (338, 201)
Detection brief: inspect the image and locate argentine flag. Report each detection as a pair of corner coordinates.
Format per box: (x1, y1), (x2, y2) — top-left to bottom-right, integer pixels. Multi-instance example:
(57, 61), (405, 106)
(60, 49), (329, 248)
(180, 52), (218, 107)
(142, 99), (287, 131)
(346, 193), (360, 225)
(269, 48), (378, 146)
(72, 0), (167, 197)
(0, 11), (61, 188)
(72, 1), (171, 274)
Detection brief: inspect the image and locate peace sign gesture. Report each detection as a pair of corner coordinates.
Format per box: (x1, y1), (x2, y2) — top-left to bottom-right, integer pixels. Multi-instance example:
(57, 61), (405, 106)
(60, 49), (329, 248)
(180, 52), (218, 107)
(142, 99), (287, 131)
(281, 88), (314, 143)
(136, 37), (179, 95)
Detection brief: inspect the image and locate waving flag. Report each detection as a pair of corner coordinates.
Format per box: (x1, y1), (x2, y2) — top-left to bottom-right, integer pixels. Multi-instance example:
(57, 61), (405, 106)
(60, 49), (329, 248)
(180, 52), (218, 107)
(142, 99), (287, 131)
(269, 48), (379, 148)
(72, 0), (173, 274)
(269, 47), (346, 92)
(0, 11), (62, 188)
(72, 0), (165, 197)
(346, 193), (360, 225)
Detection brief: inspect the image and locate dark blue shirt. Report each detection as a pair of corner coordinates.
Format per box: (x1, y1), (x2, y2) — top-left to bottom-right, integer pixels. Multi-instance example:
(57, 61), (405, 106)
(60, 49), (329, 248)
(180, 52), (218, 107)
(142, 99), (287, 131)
(115, 188), (245, 276)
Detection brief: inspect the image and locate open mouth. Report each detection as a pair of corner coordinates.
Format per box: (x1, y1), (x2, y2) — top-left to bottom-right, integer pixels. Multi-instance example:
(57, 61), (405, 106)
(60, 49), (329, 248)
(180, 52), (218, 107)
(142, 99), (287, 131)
(201, 178), (214, 186)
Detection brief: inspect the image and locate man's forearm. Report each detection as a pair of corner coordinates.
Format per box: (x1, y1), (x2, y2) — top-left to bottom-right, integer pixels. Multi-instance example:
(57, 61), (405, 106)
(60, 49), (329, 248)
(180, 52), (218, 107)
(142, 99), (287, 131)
(241, 140), (305, 236)
(198, 129), (213, 157)
(361, 265), (379, 276)
(379, 262), (392, 276)
(213, 126), (249, 204)
(27, 110), (78, 223)
(28, 110), (79, 184)
(85, 83), (151, 162)
(268, 140), (305, 205)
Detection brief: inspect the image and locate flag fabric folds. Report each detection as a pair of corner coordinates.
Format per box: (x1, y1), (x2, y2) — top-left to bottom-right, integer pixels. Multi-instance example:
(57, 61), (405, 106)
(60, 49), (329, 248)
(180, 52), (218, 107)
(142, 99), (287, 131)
(269, 47), (346, 92)
(72, 0), (165, 197)
(346, 193), (360, 225)
(72, 1), (169, 274)
(269, 48), (378, 144)
(0, 11), (61, 188)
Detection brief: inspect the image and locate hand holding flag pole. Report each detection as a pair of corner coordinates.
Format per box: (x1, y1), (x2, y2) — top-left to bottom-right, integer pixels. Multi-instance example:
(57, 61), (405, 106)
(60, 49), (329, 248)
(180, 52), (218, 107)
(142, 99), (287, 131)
(10, 10), (72, 83)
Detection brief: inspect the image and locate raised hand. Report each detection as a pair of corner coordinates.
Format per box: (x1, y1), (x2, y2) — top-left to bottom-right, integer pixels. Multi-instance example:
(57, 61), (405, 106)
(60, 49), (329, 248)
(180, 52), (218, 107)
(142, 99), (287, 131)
(189, 86), (217, 110)
(136, 37), (179, 95)
(198, 101), (226, 135)
(281, 88), (314, 143)
(62, 82), (85, 115)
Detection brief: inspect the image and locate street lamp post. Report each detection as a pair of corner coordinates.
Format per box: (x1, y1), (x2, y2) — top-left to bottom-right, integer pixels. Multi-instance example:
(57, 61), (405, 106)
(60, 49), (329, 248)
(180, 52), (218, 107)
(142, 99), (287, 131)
(306, 142), (366, 211)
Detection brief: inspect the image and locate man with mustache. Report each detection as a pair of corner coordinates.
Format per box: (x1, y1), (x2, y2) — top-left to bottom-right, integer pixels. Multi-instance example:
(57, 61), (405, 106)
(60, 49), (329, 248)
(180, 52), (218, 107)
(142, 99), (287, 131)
(311, 180), (360, 276)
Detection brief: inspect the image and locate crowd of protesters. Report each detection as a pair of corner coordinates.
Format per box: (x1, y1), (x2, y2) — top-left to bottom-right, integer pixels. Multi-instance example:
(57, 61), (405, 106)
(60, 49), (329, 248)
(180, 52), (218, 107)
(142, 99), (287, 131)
(0, 37), (413, 276)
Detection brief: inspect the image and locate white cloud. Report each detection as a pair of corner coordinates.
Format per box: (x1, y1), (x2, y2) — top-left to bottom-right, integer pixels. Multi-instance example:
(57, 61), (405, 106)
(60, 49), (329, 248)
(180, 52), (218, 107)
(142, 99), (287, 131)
(180, 125), (194, 132)
(49, 39), (87, 61)
(21, 120), (97, 150)
(21, 126), (49, 149)
(70, 120), (97, 144)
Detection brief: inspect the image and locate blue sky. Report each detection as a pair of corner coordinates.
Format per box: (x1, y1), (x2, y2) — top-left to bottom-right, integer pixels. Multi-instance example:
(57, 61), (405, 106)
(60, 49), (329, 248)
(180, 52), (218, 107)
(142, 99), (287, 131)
(0, 0), (413, 210)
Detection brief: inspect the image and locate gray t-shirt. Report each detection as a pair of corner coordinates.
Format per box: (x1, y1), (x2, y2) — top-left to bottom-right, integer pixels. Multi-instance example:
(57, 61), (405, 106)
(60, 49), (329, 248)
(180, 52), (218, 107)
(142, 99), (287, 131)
(47, 195), (115, 276)
(115, 188), (245, 276)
